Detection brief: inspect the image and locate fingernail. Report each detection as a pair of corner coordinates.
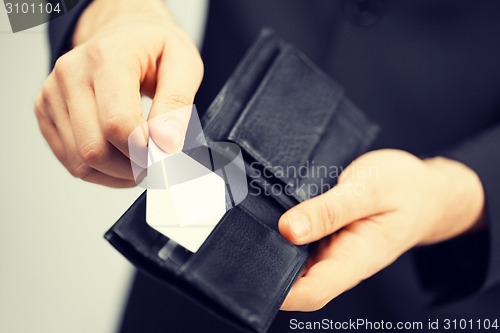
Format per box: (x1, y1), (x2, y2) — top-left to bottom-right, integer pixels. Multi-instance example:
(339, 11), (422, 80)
(286, 212), (311, 240)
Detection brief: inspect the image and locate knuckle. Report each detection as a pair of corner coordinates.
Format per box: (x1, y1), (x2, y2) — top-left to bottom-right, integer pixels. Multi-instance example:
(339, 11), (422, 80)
(318, 200), (338, 234)
(34, 95), (44, 118)
(70, 162), (93, 179)
(191, 55), (204, 76)
(85, 38), (111, 65)
(38, 82), (55, 111)
(53, 53), (75, 79)
(40, 80), (53, 102)
(102, 115), (129, 143)
(79, 142), (107, 167)
(155, 92), (193, 109)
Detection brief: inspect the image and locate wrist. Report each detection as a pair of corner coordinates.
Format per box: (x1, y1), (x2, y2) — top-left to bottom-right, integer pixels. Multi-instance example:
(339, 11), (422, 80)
(420, 156), (485, 245)
(73, 0), (173, 46)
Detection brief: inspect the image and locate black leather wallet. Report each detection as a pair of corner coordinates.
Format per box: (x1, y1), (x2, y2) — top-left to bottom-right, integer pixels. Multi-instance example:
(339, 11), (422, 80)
(104, 29), (379, 333)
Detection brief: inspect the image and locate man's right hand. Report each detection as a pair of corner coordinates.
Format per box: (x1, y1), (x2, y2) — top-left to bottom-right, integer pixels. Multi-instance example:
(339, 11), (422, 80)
(35, 0), (203, 187)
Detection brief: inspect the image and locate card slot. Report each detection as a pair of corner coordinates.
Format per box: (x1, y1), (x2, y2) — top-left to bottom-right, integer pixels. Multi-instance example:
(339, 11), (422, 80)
(105, 192), (307, 333)
(179, 204), (307, 333)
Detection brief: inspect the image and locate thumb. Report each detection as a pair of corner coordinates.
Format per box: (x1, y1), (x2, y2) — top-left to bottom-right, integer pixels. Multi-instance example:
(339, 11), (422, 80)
(279, 181), (378, 245)
(148, 47), (203, 153)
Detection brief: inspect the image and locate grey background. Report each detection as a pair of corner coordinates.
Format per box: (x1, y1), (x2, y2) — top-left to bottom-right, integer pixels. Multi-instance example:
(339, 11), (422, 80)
(0, 1), (207, 332)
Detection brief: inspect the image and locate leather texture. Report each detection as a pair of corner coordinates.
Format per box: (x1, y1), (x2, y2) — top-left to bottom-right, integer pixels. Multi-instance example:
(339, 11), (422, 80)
(202, 29), (379, 209)
(104, 29), (379, 333)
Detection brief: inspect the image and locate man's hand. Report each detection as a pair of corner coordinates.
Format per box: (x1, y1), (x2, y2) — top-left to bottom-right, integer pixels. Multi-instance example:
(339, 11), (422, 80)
(279, 149), (485, 311)
(35, 0), (203, 187)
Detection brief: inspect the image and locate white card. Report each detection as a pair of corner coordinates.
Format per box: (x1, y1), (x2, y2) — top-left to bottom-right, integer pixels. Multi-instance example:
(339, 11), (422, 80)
(145, 139), (227, 253)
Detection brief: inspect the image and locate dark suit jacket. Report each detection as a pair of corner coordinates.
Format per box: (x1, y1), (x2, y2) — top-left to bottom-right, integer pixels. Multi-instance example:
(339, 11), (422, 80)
(49, 1), (500, 332)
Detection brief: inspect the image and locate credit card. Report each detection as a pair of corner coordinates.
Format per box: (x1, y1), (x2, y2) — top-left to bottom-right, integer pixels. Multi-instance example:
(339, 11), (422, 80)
(145, 138), (227, 253)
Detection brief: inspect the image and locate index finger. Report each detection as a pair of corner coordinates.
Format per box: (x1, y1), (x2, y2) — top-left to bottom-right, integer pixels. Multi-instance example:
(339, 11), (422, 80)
(94, 68), (145, 158)
(147, 34), (203, 153)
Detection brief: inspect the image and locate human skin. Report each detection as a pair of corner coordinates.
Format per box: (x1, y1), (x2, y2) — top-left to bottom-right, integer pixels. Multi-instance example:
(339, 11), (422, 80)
(279, 149), (485, 311)
(35, 0), (486, 313)
(35, 0), (203, 187)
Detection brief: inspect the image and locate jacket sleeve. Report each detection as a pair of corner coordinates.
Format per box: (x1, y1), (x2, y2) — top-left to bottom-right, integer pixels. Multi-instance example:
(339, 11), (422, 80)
(48, 0), (93, 68)
(414, 122), (500, 303)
